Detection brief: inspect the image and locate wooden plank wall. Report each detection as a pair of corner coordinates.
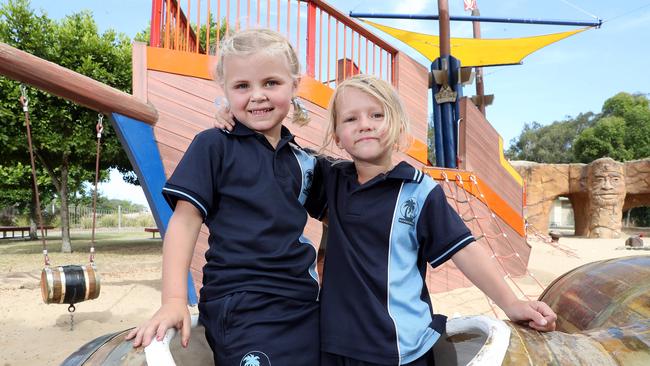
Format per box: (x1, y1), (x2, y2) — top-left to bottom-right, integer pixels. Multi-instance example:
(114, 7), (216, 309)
(395, 53), (429, 151)
(459, 99), (523, 218)
(144, 50), (532, 298)
(146, 60), (431, 296)
(147, 70), (219, 293)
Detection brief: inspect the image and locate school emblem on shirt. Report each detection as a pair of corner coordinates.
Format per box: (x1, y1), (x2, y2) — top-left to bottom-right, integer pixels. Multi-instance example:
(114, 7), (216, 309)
(399, 198), (419, 226)
(303, 169), (314, 195)
(240, 351), (271, 366)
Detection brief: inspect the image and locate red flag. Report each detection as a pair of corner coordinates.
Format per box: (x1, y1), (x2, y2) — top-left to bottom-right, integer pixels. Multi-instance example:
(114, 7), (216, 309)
(464, 0), (477, 11)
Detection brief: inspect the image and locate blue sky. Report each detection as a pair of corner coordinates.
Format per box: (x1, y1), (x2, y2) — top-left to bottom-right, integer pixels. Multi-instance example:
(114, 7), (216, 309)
(24, 0), (650, 205)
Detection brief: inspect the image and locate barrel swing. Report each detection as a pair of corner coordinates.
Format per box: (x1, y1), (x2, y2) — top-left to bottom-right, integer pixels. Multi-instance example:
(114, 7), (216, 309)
(19, 85), (102, 316)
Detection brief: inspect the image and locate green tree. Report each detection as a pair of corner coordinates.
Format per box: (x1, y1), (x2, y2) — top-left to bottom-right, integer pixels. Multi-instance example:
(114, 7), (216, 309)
(602, 92), (649, 117)
(572, 116), (633, 163)
(0, 163), (57, 228)
(200, 15), (228, 54)
(505, 112), (596, 163)
(629, 207), (650, 227)
(0, 0), (134, 252)
(427, 115), (436, 165)
(609, 93), (650, 160)
(573, 93), (650, 162)
(0, 164), (34, 208)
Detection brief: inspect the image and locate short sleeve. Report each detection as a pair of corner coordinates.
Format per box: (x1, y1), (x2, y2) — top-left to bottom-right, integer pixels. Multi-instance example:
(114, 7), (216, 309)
(162, 130), (221, 220)
(303, 155), (332, 221)
(417, 185), (475, 268)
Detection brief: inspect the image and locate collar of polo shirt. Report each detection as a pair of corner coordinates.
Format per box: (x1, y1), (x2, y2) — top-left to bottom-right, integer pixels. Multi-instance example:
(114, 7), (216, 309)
(226, 119), (296, 146)
(337, 161), (424, 184)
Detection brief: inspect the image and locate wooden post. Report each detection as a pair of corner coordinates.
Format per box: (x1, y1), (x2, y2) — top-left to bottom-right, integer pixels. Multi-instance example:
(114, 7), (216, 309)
(0, 42), (158, 125)
(150, 0), (163, 48)
(472, 8), (486, 115)
(438, 0), (451, 57)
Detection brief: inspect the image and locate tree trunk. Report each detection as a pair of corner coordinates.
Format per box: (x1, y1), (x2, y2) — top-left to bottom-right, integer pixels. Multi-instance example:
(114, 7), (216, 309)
(60, 156), (72, 253)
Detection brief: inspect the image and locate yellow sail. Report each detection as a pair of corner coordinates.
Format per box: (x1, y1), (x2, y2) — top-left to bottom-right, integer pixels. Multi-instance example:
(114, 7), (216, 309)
(361, 19), (590, 67)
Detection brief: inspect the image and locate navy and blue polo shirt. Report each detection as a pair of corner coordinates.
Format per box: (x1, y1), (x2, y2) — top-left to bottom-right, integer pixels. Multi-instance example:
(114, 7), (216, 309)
(162, 122), (325, 302)
(318, 160), (475, 365)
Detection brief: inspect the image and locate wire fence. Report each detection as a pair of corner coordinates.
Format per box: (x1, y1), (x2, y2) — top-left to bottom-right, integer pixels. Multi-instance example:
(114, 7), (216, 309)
(1, 205), (155, 230)
(66, 205), (155, 230)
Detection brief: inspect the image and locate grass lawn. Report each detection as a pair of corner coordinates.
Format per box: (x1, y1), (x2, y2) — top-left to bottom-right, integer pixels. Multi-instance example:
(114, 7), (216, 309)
(0, 231), (162, 272)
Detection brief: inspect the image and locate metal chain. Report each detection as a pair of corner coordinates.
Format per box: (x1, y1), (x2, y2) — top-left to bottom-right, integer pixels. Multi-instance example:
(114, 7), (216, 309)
(68, 304), (76, 331)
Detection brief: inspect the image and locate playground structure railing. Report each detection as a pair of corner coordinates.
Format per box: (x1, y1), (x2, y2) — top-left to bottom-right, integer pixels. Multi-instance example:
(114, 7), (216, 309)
(149, 0), (398, 88)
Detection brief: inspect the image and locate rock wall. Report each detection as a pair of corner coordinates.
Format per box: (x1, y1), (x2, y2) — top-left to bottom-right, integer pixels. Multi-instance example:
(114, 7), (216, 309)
(512, 158), (650, 238)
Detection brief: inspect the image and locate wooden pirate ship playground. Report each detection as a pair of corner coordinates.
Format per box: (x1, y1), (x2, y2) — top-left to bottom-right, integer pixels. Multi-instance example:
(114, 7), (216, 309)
(0, 0), (648, 364)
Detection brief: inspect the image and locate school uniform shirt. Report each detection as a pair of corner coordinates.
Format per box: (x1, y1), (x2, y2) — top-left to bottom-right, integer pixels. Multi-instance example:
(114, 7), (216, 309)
(162, 123), (325, 302)
(318, 160), (475, 365)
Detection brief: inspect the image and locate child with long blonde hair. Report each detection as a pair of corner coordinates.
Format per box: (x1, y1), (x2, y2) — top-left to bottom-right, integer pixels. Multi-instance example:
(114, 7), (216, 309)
(127, 28), (323, 366)
(317, 74), (556, 366)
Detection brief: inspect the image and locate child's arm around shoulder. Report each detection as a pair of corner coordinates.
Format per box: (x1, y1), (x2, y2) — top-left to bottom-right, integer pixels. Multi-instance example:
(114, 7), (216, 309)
(126, 200), (204, 348)
(451, 242), (557, 332)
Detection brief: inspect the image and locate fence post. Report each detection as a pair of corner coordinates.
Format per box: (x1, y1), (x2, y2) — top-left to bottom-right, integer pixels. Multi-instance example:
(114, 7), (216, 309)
(306, 1), (317, 78)
(118, 205), (122, 232)
(150, 0), (163, 48)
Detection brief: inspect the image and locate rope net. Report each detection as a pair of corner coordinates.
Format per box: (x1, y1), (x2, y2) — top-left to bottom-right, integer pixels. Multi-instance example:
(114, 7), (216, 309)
(425, 171), (578, 318)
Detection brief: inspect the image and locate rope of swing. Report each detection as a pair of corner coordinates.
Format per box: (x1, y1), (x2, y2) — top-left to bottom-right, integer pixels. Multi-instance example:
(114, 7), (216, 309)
(90, 114), (104, 264)
(19, 85), (103, 266)
(19, 85), (50, 266)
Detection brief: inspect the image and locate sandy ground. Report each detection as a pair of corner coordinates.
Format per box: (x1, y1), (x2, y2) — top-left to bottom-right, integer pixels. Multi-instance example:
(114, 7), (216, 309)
(0, 234), (648, 365)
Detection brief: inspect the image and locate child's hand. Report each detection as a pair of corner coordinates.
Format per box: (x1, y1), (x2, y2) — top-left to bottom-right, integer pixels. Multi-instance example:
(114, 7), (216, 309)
(502, 299), (557, 332)
(213, 97), (235, 131)
(125, 300), (192, 348)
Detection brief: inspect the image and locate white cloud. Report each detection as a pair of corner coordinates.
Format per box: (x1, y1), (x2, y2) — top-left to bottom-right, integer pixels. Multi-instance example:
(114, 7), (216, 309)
(98, 169), (149, 207)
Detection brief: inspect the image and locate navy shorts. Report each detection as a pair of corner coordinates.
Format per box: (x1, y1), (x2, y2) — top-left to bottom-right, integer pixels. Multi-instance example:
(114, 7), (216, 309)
(321, 349), (435, 366)
(199, 291), (319, 366)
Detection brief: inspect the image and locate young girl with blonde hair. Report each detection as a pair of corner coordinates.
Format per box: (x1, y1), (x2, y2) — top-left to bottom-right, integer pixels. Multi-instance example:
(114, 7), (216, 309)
(127, 28), (323, 366)
(317, 74), (557, 366)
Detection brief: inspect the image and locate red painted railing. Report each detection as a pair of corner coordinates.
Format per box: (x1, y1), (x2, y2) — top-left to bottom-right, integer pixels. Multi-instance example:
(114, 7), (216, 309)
(149, 0), (398, 87)
(150, 0), (200, 52)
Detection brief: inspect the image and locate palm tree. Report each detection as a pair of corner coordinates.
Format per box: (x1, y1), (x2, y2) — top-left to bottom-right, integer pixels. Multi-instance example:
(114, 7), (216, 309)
(403, 198), (417, 219)
(243, 354), (261, 366)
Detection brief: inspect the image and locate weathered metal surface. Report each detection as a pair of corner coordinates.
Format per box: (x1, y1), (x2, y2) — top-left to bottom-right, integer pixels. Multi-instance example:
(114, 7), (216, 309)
(503, 320), (650, 366)
(64, 316), (650, 366)
(60, 331), (121, 366)
(60, 326), (213, 366)
(433, 316), (650, 366)
(539, 255), (650, 332)
(64, 256), (650, 365)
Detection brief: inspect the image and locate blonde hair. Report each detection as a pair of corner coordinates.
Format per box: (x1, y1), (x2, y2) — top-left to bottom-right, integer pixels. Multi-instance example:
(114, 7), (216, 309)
(324, 74), (411, 151)
(215, 28), (309, 126)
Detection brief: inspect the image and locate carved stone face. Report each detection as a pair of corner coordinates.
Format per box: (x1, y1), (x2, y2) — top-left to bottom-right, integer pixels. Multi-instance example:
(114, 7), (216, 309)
(589, 164), (625, 207)
(586, 158), (626, 238)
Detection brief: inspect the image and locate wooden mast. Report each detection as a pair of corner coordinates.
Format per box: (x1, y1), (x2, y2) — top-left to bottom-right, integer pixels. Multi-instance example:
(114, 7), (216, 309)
(472, 8), (486, 115)
(437, 0), (451, 57)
